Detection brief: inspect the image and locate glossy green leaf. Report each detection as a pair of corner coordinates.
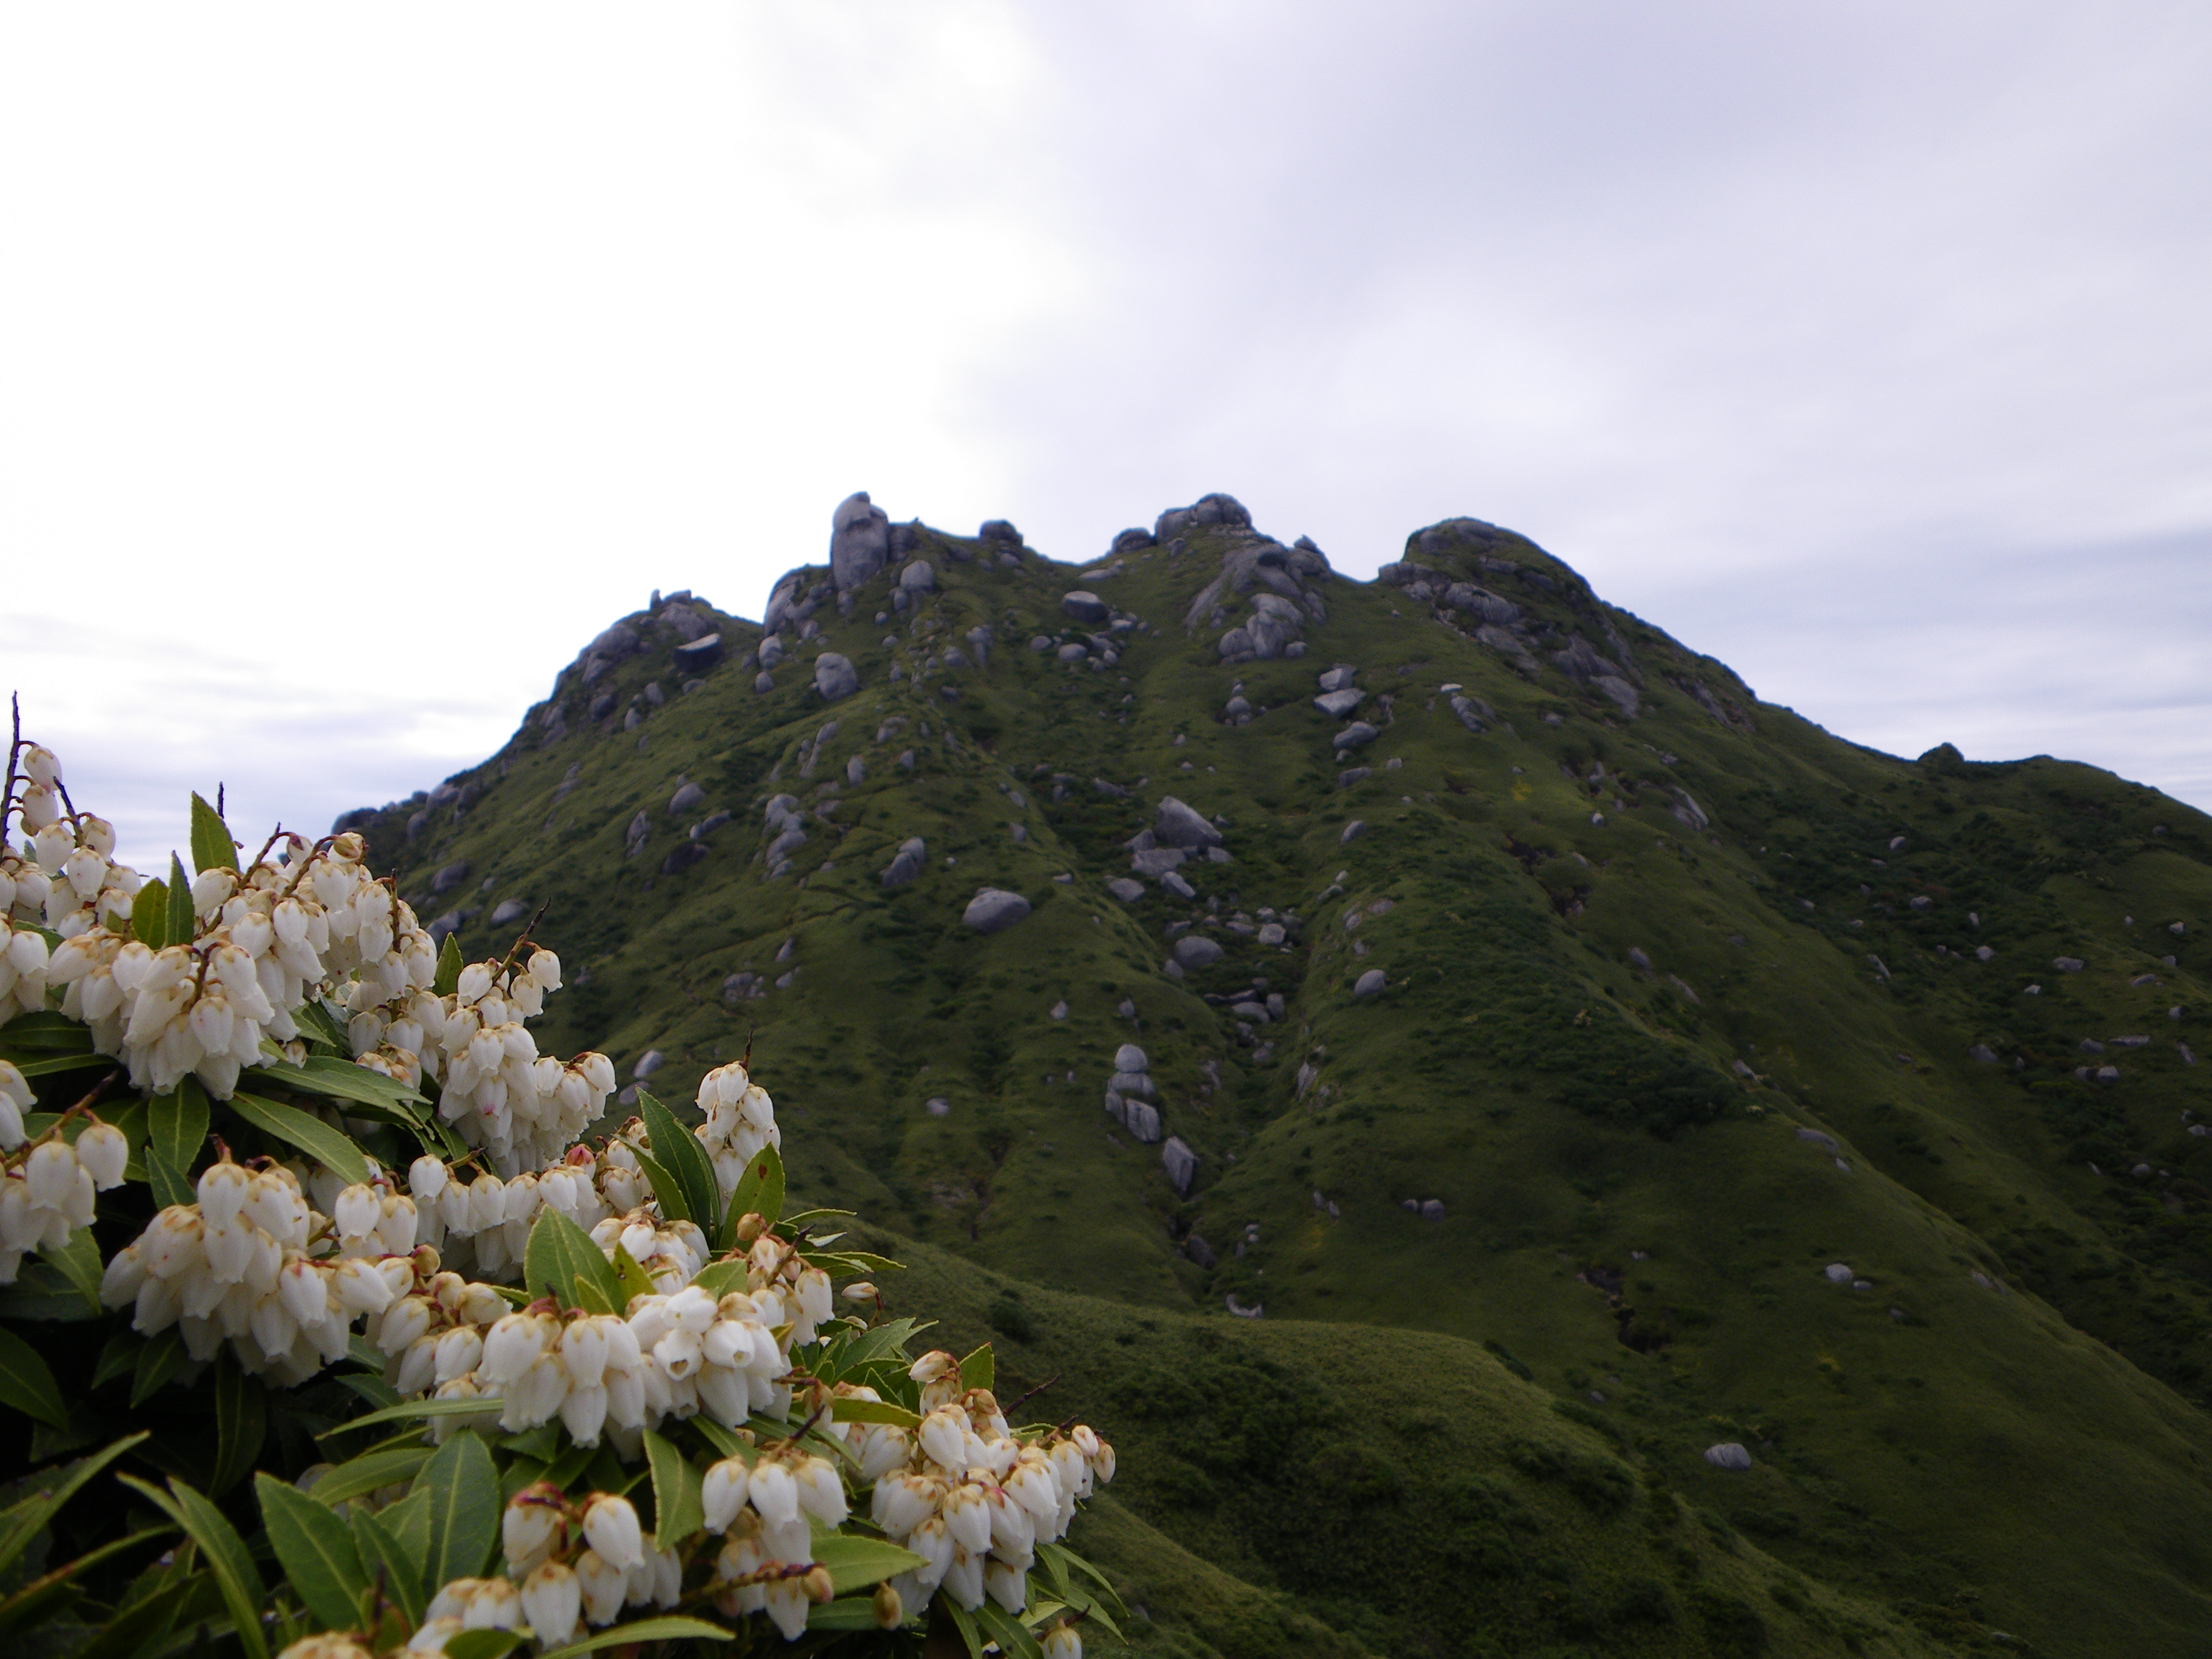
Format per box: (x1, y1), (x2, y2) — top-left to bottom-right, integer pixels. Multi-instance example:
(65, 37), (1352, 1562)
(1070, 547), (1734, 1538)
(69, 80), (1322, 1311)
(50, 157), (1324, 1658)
(432, 936), (463, 997)
(118, 1475), (269, 1659)
(290, 998), (350, 1053)
(0, 1326), (70, 1428)
(130, 1328), (187, 1407)
(268, 1054), (429, 1112)
(443, 1632), (525, 1659)
(974, 1601), (1044, 1659)
(348, 1503), (425, 1627)
(10, 1051), (113, 1079)
(830, 1397), (922, 1429)
(637, 1088), (719, 1235)
(523, 1209), (625, 1313)
(144, 1143), (193, 1210)
(147, 1079), (210, 1187)
(69, 1569), (218, 1659)
(779, 1207), (858, 1232)
(805, 1595), (893, 1631)
(310, 1445), (433, 1509)
(611, 1242), (655, 1305)
(0, 1011), (94, 1053)
(959, 1343), (994, 1393)
(941, 1599), (988, 1659)
(536, 1617), (731, 1659)
(687, 1259), (746, 1300)
(164, 856), (193, 949)
(255, 1473), (369, 1632)
(129, 878), (171, 948)
(628, 1146), (692, 1228)
(377, 1486), (434, 1576)
(641, 1431), (704, 1548)
(189, 793), (239, 876)
(723, 1142), (784, 1248)
(0, 1432), (150, 1581)
(809, 1530), (928, 1595)
(211, 1353), (267, 1497)
(226, 1091), (372, 1184)
(416, 1430), (499, 1587)
(314, 1396), (501, 1439)
(685, 1416), (752, 1463)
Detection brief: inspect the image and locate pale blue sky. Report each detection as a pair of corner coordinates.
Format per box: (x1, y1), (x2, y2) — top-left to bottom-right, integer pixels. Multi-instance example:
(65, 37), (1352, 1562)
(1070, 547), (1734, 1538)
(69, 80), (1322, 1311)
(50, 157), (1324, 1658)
(4, 3), (2207, 865)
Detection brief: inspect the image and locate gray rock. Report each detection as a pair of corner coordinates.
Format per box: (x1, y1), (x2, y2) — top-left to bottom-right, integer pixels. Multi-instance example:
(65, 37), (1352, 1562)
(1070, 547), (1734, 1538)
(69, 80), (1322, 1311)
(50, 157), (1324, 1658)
(1116, 1044), (1148, 1073)
(1313, 688), (1367, 719)
(1133, 848), (1187, 877)
(1317, 665), (1358, 692)
(1354, 968), (1387, 997)
(1155, 796), (1224, 850)
(1030, 634), (1053, 653)
(897, 749), (916, 771)
(1224, 695), (1252, 722)
(847, 756), (866, 786)
(633, 1049), (665, 1081)
(669, 780), (706, 815)
(1336, 766), (1372, 788)
(1106, 877), (1146, 903)
(963, 888), (1033, 933)
(1258, 922), (1285, 947)
(1184, 1233), (1218, 1269)
(1704, 1443), (1754, 1472)
(1062, 591), (1110, 625)
(1231, 1001), (1269, 1022)
(1420, 1199), (1446, 1222)
(1340, 820), (1367, 845)
(1441, 583), (1521, 625)
(1627, 947), (1652, 970)
(1976, 945), (1996, 962)
(758, 634), (786, 670)
(643, 682), (666, 708)
(830, 492), (891, 589)
(1671, 790), (1709, 831)
(1447, 694), (1492, 732)
(899, 559), (936, 593)
(1824, 1262), (1854, 1283)
(2054, 956), (2084, 972)
(625, 811), (653, 856)
(814, 653), (859, 702)
(979, 518), (1022, 546)
(1050, 999), (1068, 1020)
(754, 671), (776, 694)
(1332, 722), (1378, 752)
(432, 860), (471, 894)
(880, 837), (927, 888)
(1969, 1044), (1998, 1063)
(672, 634), (722, 675)
(1161, 1136), (1199, 1193)
(1161, 870), (1196, 900)
(925, 1097), (951, 1118)
(1125, 1101), (1162, 1142)
(1175, 934), (1225, 968)
(660, 842), (710, 876)
(1111, 1070), (1154, 1097)
(488, 897), (529, 928)
(1796, 1128), (1839, 1151)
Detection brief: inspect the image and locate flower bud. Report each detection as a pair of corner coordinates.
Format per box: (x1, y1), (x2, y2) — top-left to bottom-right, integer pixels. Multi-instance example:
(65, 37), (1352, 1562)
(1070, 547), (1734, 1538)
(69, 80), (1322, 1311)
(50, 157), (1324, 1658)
(873, 1581), (904, 1629)
(1042, 1624), (1082, 1659)
(841, 1281), (878, 1303)
(581, 1492), (645, 1572)
(574, 1549), (627, 1627)
(734, 1210), (766, 1244)
(908, 1349), (957, 1385)
(701, 1458), (750, 1533)
(503, 1484), (569, 1575)
(519, 1561), (581, 1647)
(75, 1122), (128, 1189)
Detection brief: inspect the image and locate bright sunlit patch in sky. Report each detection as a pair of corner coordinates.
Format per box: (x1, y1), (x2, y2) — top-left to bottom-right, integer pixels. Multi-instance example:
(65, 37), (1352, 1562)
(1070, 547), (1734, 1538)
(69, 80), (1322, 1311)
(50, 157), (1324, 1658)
(3, 2), (2207, 866)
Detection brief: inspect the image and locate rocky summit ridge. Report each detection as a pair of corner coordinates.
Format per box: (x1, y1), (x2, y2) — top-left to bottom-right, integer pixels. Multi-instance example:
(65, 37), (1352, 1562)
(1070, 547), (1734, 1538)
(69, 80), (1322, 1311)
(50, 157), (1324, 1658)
(339, 492), (2212, 1658)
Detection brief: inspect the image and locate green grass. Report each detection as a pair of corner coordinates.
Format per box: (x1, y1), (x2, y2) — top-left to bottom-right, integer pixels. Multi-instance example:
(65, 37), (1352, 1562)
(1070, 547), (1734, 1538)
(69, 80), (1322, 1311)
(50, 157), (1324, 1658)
(347, 513), (2212, 1655)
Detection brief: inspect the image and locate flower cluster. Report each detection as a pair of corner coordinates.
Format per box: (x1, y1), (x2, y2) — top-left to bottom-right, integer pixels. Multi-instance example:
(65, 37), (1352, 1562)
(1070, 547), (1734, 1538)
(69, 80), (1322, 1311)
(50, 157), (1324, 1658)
(417, 1490), (682, 1650)
(0, 1111), (128, 1282)
(863, 1351), (1115, 1621)
(4, 745), (141, 945)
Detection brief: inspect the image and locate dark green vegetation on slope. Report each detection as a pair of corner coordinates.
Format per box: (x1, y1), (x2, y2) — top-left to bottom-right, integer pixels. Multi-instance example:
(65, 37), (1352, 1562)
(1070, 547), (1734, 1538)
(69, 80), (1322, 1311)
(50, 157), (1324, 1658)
(348, 504), (2212, 1656)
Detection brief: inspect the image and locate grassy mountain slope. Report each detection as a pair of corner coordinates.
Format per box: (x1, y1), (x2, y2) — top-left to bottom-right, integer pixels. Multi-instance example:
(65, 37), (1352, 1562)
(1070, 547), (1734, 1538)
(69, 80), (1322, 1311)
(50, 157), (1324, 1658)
(349, 504), (2212, 1656)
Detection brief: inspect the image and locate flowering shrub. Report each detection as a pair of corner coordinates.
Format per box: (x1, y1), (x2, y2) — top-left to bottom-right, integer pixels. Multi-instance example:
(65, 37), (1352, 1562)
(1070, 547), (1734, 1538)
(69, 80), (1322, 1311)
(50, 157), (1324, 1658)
(0, 719), (1120, 1659)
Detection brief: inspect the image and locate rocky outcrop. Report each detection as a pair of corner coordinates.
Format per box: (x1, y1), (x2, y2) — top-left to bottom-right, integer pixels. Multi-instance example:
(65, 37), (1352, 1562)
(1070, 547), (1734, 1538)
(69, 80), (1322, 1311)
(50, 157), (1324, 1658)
(830, 492), (891, 590)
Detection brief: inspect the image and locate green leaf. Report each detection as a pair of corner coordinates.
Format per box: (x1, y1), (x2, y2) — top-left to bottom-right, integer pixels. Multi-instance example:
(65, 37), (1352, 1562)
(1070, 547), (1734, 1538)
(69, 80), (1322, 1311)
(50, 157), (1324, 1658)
(9, 1051), (113, 1080)
(974, 1601), (1044, 1659)
(444, 1633), (525, 1659)
(0, 1432), (150, 1581)
(348, 1504), (426, 1627)
(687, 1259), (747, 1301)
(255, 1473), (369, 1632)
(118, 1475), (269, 1659)
(70, 1568), (216, 1659)
(570, 1275), (617, 1316)
(0, 1326), (70, 1428)
(628, 1146), (693, 1228)
(290, 999), (351, 1053)
(416, 1430), (499, 1587)
(523, 1209), (625, 1314)
(941, 1598), (988, 1659)
(33, 1225), (101, 1319)
(805, 1596), (895, 1632)
(310, 1444), (432, 1509)
(164, 855), (193, 948)
(959, 1343), (994, 1393)
(611, 1243), (655, 1305)
(130, 1329), (188, 1407)
(685, 1416), (752, 1463)
(723, 1142), (784, 1248)
(314, 1396), (504, 1439)
(144, 1143), (193, 1210)
(189, 793), (240, 876)
(535, 1617), (731, 1659)
(147, 1079), (210, 1188)
(226, 1091), (372, 1185)
(92, 1330), (141, 1390)
(433, 936), (463, 997)
(830, 1397), (922, 1430)
(131, 878), (171, 950)
(0, 1524), (170, 1631)
(376, 1486), (434, 1575)
(210, 1352), (267, 1497)
(808, 1530), (927, 1595)
(264, 1054), (429, 1112)
(636, 1089), (720, 1235)
(641, 1431), (705, 1549)
(779, 1207), (859, 1232)
(0, 1011), (94, 1053)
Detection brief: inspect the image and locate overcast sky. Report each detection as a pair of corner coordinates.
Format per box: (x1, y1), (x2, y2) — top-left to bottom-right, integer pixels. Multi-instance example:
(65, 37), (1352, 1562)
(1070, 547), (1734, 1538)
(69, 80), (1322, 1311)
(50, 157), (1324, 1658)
(4, 3), (2208, 868)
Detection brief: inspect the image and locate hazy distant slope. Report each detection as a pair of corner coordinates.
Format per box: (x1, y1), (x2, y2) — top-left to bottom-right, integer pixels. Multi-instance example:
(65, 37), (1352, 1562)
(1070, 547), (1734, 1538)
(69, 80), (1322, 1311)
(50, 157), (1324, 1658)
(347, 498), (2212, 1656)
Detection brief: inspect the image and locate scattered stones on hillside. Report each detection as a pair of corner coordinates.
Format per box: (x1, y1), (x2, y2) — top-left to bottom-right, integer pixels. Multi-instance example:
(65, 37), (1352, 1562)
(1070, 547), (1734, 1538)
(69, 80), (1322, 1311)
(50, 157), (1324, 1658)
(1333, 722), (1377, 753)
(1107, 877), (1145, 902)
(1313, 688), (1366, 719)
(964, 888), (1032, 933)
(489, 897), (529, 928)
(814, 653), (859, 702)
(2054, 957), (2084, 972)
(633, 1050), (665, 1081)
(1824, 1262), (1854, 1284)
(432, 860), (470, 894)
(1155, 797), (1224, 850)
(1161, 871), (1196, 899)
(1175, 935), (1225, 968)
(880, 837), (926, 888)
(623, 813), (650, 857)
(1317, 665), (1357, 692)
(1627, 947), (1652, 970)
(926, 1097), (951, 1118)
(669, 780), (706, 815)
(1062, 591), (1109, 625)
(1162, 1136), (1199, 1193)
(829, 492), (892, 590)
(1796, 1128), (1839, 1151)
(1354, 968), (1386, 997)
(1337, 766), (1371, 788)
(1704, 1443), (1754, 1472)
(1341, 821), (1367, 845)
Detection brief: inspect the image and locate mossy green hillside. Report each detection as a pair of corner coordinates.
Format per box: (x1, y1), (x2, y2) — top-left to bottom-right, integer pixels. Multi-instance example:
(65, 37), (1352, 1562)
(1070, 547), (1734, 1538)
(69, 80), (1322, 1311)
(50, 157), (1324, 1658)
(349, 508), (2212, 1655)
